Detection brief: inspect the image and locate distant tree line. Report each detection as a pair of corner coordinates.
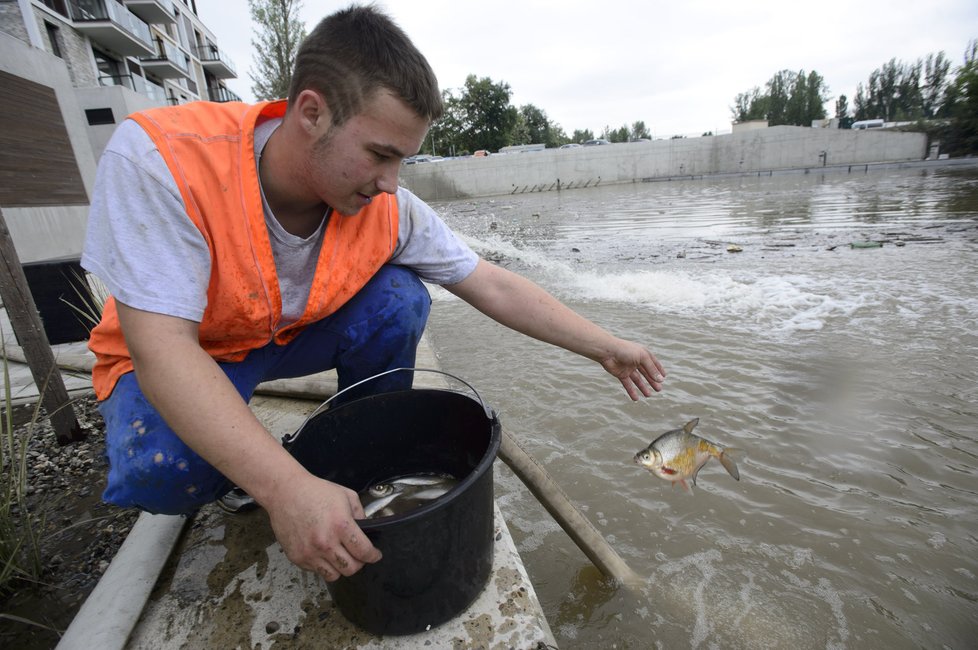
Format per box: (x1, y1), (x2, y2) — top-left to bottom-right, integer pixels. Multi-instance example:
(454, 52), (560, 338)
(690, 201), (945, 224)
(248, 6), (976, 157)
(424, 75), (655, 156)
(731, 38), (978, 154)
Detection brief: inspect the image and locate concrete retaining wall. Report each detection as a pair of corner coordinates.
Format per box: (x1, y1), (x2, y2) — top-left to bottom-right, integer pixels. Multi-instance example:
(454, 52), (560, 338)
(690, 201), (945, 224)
(399, 126), (929, 201)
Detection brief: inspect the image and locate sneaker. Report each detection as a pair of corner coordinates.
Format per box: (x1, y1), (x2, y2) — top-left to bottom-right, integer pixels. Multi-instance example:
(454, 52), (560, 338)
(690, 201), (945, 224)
(217, 487), (258, 514)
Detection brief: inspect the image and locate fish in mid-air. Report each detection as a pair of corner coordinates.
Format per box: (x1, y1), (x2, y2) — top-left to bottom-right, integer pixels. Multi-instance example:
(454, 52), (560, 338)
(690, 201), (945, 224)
(633, 418), (743, 493)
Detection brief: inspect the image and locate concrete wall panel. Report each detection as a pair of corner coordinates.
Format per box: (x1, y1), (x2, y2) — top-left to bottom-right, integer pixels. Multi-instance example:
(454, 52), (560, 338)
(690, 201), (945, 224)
(401, 127), (928, 202)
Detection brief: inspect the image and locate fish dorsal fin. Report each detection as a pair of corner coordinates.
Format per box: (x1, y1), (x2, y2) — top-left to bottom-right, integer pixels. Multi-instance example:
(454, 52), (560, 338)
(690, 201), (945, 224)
(683, 418), (700, 434)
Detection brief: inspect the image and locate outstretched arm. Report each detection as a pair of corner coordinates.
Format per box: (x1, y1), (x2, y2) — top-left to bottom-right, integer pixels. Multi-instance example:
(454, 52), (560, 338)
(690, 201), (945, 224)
(443, 260), (666, 400)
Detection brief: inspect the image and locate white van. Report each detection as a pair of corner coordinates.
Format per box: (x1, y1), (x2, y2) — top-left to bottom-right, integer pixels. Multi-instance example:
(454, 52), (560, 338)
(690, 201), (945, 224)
(851, 119), (885, 130)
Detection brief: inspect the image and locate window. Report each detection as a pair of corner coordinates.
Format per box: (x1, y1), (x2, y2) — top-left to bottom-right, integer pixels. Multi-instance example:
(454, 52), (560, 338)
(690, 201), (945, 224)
(85, 108), (115, 126)
(45, 23), (62, 59)
(93, 49), (123, 84)
(40, 0), (69, 19)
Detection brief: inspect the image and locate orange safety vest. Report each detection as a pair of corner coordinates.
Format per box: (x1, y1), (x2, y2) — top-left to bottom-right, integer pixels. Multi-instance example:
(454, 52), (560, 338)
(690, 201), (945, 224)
(88, 100), (398, 400)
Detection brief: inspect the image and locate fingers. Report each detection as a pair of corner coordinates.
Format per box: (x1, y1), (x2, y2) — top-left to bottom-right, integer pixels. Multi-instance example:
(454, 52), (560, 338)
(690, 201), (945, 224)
(640, 354), (666, 392)
(307, 528), (382, 582)
(342, 519), (383, 564)
(316, 507), (382, 580)
(616, 349), (666, 400)
(269, 479), (383, 583)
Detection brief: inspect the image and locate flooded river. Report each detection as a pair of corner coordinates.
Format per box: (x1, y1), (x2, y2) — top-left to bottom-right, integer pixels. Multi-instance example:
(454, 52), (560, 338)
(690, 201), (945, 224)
(422, 165), (978, 649)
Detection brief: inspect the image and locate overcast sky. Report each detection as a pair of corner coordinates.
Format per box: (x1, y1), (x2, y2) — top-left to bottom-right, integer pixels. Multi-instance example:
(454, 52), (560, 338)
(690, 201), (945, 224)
(197, 0), (977, 138)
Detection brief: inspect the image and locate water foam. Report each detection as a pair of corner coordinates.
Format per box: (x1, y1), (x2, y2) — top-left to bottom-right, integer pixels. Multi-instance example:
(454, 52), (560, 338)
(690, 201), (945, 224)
(458, 233), (864, 334)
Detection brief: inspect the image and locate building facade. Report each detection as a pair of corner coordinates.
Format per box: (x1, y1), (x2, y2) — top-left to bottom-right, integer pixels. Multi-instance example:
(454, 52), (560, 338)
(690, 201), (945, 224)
(0, 0), (241, 263)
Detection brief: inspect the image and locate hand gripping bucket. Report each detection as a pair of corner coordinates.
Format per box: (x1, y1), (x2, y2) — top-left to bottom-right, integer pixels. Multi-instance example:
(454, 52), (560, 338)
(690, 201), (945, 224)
(282, 368), (501, 635)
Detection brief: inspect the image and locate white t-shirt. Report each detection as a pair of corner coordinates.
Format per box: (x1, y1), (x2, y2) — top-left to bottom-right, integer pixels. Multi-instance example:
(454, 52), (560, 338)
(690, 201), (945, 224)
(82, 117), (478, 328)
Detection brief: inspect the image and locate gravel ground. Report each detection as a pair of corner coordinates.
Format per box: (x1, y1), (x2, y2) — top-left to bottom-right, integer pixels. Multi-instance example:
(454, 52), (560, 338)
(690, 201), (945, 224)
(1, 394), (140, 648)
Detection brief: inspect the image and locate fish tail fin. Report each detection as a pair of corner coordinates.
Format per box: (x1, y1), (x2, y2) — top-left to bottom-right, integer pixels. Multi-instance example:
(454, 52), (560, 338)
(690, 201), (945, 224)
(719, 448), (745, 481)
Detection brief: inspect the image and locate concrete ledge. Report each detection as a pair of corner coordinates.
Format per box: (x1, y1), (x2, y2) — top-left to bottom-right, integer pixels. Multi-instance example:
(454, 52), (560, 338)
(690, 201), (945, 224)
(125, 500), (554, 649)
(55, 334), (555, 648)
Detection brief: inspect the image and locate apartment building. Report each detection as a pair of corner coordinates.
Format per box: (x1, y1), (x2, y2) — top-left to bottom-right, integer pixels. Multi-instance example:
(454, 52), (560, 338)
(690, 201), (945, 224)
(0, 0), (241, 265)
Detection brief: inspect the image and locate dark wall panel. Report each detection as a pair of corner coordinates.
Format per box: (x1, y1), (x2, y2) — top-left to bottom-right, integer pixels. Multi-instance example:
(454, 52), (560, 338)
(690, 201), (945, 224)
(0, 69), (88, 207)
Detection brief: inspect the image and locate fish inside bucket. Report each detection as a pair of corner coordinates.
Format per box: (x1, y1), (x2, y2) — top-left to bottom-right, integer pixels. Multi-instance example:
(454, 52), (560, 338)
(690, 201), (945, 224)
(359, 472), (459, 519)
(282, 369), (501, 635)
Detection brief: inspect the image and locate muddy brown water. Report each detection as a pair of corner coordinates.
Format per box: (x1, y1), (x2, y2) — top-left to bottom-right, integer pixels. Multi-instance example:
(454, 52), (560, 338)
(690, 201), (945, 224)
(425, 166), (978, 648)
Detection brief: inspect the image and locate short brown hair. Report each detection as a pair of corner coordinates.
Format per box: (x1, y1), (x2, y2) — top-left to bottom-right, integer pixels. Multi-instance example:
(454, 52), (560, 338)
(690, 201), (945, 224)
(288, 4), (443, 125)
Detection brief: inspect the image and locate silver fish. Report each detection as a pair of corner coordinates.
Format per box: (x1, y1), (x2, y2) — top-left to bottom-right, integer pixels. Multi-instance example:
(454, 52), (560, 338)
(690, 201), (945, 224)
(633, 418), (743, 493)
(409, 487), (451, 501)
(369, 483), (398, 498)
(389, 476), (449, 487)
(362, 491), (402, 518)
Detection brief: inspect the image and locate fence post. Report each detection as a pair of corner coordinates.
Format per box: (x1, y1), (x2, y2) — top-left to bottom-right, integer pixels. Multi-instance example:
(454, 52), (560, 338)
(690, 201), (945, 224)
(0, 208), (83, 444)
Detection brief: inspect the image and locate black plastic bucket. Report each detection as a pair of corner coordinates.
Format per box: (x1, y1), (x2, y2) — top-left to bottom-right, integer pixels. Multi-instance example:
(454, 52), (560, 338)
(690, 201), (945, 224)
(283, 370), (501, 635)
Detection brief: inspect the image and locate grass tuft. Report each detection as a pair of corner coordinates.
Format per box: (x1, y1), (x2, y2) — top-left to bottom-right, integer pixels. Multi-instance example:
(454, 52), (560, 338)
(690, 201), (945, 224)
(0, 338), (44, 596)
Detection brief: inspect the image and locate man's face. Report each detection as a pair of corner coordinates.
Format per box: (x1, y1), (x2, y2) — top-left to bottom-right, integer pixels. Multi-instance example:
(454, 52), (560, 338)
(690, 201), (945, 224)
(307, 90), (428, 216)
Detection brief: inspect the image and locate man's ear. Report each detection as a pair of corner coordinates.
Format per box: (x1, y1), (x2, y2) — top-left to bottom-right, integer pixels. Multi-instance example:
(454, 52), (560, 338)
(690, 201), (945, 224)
(293, 89), (332, 136)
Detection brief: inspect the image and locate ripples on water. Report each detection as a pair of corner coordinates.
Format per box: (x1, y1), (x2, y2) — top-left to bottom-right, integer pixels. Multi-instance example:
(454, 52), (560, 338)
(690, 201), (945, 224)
(424, 167), (978, 648)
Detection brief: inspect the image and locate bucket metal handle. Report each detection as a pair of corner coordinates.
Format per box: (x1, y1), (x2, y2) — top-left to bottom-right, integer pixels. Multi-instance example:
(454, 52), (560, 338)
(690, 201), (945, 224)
(284, 367), (493, 445)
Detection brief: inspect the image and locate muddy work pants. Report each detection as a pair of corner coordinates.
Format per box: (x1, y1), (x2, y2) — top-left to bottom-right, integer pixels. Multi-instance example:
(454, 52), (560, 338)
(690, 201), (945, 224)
(98, 265), (431, 515)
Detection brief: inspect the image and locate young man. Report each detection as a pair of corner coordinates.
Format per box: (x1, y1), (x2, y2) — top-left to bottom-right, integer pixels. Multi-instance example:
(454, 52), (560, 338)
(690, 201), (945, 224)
(82, 6), (665, 583)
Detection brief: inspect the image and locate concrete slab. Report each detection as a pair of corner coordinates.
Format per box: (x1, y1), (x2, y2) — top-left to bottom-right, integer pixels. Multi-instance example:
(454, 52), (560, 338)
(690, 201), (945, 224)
(126, 500), (552, 650)
(34, 328), (555, 649)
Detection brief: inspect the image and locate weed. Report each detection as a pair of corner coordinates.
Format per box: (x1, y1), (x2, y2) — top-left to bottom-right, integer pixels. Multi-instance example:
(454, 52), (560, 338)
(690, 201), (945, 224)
(0, 340), (43, 595)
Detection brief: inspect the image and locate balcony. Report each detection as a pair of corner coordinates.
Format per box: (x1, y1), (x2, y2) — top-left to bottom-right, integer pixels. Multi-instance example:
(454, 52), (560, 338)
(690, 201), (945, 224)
(195, 44), (237, 79)
(68, 0), (155, 57)
(123, 0), (176, 25)
(208, 85), (242, 103)
(98, 73), (167, 104)
(140, 36), (191, 79)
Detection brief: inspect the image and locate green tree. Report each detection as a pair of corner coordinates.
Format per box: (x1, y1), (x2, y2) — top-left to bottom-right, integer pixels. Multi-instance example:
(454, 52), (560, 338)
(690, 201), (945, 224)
(805, 70), (830, 122)
(945, 39), (978, 155)
(630, 121), (651, 140)
(425, 89), (464, 156)
(248, 0), (306, 101)
(549, 124), (570, 147)
(854, 50), (958, 122)
(516, 104), (551, 145)
(733, 70), (827, 125)
(835, 94), (853, 128)
(765, 70), (793, 124)
(731, 87), (767, 122)
(571, 128), (594, 143)
(428, 77), (517, 155)
(604, 124), (630, 142)
(922, 51), (952, 118)
(456, 75), (518, 153)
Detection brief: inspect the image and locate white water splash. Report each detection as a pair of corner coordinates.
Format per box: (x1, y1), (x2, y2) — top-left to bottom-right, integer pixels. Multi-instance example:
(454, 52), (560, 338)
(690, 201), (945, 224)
(456, 233), (865, 334)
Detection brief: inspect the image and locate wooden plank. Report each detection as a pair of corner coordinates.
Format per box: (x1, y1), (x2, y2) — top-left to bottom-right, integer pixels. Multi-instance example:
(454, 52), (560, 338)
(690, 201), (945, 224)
(0, 208), (82, 443)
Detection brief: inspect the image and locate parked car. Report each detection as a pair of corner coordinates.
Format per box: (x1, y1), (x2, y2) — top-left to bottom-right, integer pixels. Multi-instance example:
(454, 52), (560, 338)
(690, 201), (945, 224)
(583, 139), (611, 146)
(559, 143), (582, 149)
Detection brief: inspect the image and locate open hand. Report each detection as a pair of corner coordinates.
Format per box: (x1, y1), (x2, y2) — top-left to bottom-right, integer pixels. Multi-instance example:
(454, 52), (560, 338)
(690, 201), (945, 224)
(600, 339), (667, 400)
